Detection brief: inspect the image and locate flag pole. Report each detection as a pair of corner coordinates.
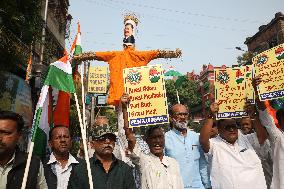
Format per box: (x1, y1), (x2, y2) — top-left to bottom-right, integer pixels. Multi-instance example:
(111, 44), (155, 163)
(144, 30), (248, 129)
(176, 89), (180, 104)
(81, 63), (87, 132)
(20, 142), (34, 189)
(74, 93), (94, 189)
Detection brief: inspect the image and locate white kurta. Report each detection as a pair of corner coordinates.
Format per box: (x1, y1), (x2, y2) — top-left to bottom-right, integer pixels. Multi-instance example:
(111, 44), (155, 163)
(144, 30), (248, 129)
(258, 109), (284, 189)
(131, 144), (184, 189)
(206, 133), (267, 189)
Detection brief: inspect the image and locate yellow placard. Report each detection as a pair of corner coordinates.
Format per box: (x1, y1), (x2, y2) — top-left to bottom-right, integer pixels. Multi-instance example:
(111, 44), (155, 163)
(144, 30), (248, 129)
(123, 65), (169, 127)
(253, 43), (284, 101)
(88, 66), (108, 94)
(241, 65), (255, 104)
(215, 68), (247, 119)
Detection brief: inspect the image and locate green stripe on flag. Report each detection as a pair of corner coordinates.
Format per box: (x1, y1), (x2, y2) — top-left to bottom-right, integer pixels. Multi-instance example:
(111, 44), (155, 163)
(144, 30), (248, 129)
(32, 108), (43, 142)
(33, 128), (47, 157)
(32, 107), (47, 157)
(44, 66), (76, 93)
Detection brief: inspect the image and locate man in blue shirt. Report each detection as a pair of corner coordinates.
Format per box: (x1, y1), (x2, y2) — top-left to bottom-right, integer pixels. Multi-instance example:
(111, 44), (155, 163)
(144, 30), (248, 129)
(165, 104), (211, 189)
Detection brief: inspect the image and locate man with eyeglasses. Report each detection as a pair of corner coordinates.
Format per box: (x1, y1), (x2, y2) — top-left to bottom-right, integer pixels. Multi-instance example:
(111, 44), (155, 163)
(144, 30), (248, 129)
(165, 104), (211, 189)
(43, 125), (83, 189)
(199, 103), (267, 189)
(70, 124), (136, 189)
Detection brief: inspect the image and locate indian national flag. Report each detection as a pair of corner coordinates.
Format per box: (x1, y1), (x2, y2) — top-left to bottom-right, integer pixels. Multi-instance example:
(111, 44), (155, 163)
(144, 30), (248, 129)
(71, 22), (82, 56)
(32, 52), (75, 156)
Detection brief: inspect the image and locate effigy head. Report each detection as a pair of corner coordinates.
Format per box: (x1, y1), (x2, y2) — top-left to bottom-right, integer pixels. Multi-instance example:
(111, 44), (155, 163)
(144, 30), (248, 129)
(123, 13), (139, 46)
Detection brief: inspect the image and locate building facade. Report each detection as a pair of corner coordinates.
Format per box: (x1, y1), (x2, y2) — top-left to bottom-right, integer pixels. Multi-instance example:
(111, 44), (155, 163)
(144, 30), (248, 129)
(245, 12), (284, 54)
(188, 64), (227, 122)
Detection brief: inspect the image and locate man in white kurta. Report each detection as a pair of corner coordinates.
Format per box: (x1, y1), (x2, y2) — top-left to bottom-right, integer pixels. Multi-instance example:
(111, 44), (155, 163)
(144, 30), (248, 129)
(258, 109), (284, 189)
(206, 131), (267, 189)
(199, 103), (267, 189)
(131, 143), (184, 189)
(121, 93), (184, 189)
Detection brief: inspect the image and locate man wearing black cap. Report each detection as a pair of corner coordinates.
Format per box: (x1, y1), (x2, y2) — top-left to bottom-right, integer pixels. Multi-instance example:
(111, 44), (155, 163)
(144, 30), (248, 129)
(69, 124), (136, 189)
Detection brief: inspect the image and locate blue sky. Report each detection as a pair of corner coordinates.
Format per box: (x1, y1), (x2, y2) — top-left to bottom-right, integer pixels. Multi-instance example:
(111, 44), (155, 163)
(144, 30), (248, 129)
(67, 0), (284, 74)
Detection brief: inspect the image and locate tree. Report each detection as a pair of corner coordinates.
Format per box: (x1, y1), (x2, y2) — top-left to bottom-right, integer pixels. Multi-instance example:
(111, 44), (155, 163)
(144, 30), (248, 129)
(165, 78), (202, 109)
(237, 51), (254, 66)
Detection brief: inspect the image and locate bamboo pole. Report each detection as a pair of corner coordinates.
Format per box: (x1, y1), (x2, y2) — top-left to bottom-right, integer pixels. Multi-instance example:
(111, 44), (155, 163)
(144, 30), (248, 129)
(74, 93), (94, 189)
(20, 142), (34, 189)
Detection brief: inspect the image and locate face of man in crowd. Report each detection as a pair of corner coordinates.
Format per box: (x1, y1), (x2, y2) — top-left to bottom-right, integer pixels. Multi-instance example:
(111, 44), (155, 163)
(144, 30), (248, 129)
(210, 122), (218, 138)
(146, 128), (165, 158)
(240, 117), (253, 135)
(92, 134), (116, 157)
(49, 127), (71, 156)
(124, 24), (133, 38)
(171, 104), (189, 130)
(0, 119), (21, 155)
(218, 119), (238, 144)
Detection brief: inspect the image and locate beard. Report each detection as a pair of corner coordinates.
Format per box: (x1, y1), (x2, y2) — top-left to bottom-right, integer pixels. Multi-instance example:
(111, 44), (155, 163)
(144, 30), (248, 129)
(172, 119), (188, 130)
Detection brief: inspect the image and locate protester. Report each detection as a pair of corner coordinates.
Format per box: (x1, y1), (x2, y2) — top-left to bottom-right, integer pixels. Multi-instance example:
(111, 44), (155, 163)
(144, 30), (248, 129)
(210, 121), (218, 138)
(70, 122), (136, 189)
(121, 93), (184, 189)
(165, 104), (211, 189)
(241, 109), (273, 189)
(0, 111), (47, 189)
(253, 77), (284, 189)
(43, 125), (83, 189)
(199, 103), (267, 189)
(240, 116), (255, 135)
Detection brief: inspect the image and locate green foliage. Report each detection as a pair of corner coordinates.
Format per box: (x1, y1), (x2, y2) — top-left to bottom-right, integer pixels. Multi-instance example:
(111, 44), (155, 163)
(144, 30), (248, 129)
(0, 0), (42, 44)
(165, 78), (202, 109)
(188, 120), (202, 133)
(237, 52), (254, 66)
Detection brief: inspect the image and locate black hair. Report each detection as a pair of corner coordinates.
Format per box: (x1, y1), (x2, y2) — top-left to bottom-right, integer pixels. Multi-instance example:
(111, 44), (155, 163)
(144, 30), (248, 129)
(0, 111), (24, 132)
(276, 108), (284, 123)
(48, 125), (69, 141)
(217, 119), (227, 127)
(145, 125), (163, 140)
(217, 119), (236, 128)
(125, 23), (134, 29)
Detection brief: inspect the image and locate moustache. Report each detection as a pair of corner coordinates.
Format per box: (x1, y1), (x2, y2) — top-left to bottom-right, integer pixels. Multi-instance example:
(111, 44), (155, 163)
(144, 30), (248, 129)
(102, 144), (114, 150)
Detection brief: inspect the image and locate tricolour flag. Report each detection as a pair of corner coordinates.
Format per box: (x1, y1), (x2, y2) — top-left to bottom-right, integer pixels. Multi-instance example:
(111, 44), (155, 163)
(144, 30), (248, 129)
(32, 52), (75, 156)
(71, 22), (82, 56)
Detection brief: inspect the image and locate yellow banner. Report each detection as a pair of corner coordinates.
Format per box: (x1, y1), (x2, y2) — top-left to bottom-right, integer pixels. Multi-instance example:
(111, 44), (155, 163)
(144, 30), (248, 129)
(253, 43), (284, 101)
(88, 66), (108, 94)
(215, 68), (248, 119)
(241, 65), (255, 104)
(123, 65), (169, 127)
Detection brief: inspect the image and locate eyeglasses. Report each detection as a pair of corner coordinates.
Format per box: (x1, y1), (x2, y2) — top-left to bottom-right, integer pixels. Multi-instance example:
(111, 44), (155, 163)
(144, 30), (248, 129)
(173, 112), (189, 117)
(224, 124), (237, 131)
(94, 135), (116, 142)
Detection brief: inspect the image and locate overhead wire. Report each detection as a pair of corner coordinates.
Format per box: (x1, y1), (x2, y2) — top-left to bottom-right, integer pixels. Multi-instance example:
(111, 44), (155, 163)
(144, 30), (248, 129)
(83, 0), (249, 32)
(95, 0), (261, 24)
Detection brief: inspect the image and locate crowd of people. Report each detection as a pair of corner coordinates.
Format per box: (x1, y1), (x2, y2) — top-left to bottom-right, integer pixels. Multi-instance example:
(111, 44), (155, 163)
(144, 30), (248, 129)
(0, 79), (283, 189)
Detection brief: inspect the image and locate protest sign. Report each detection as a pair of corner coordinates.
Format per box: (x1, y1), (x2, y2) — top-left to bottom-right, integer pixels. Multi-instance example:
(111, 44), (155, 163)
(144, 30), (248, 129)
(242, 65), (255, 104)
(123, 65), (169, 127)
(88, 66), (108, 93)
(215, 68), (247, 119)
(253, 43), (284, 101)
